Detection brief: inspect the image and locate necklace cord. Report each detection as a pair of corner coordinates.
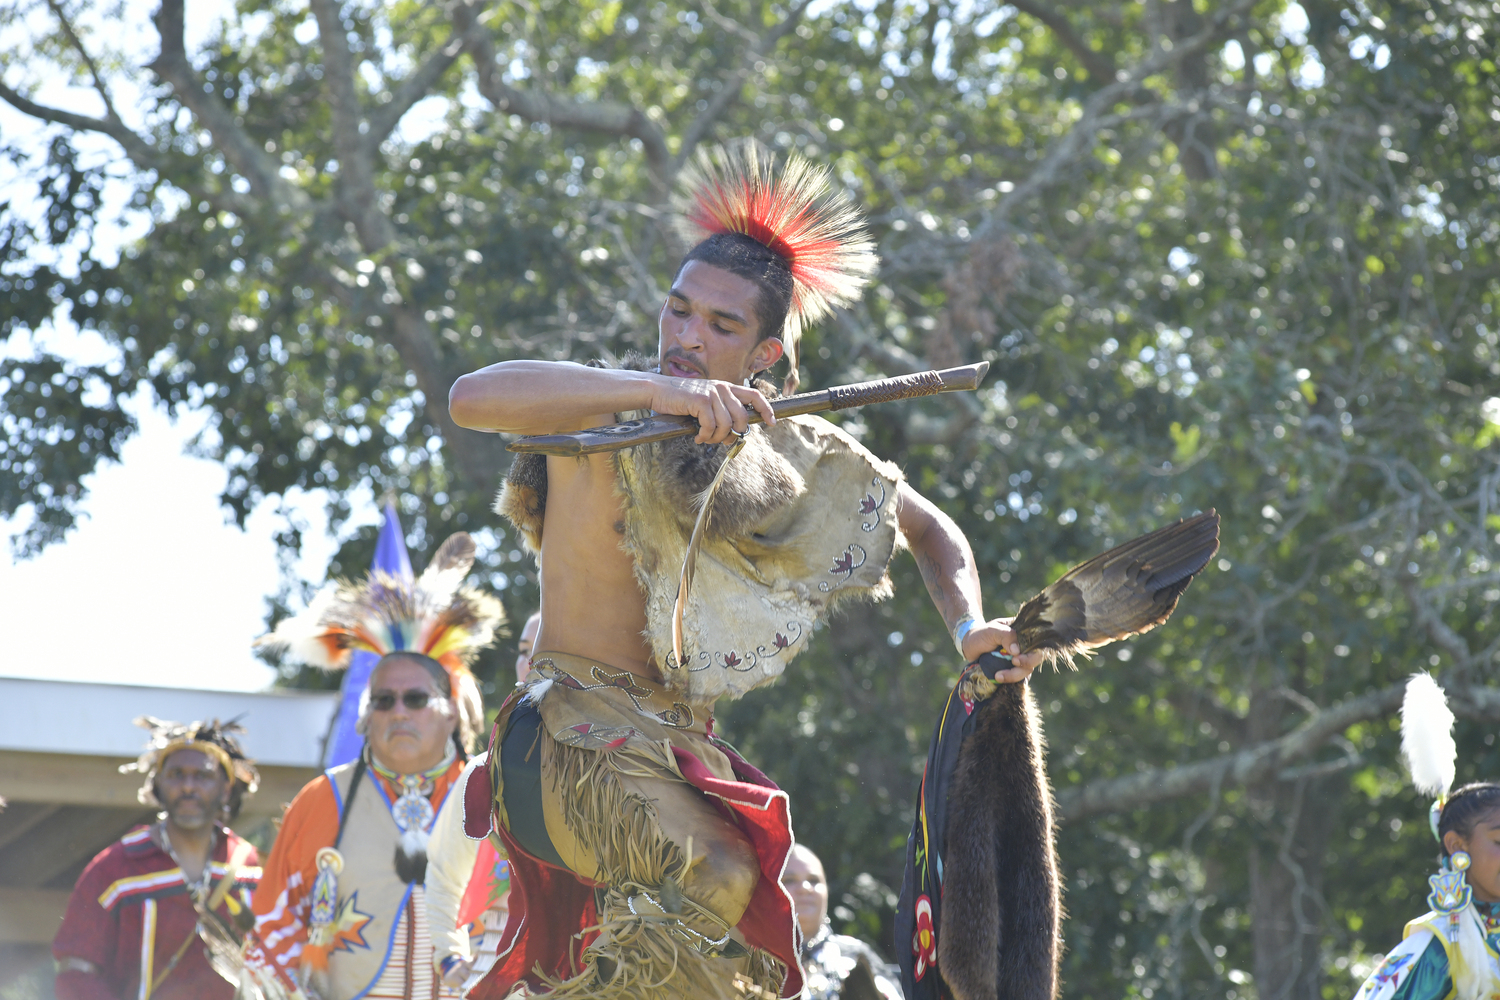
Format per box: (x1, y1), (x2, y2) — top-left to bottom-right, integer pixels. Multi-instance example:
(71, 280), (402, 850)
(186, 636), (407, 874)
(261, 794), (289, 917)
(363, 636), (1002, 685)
(334, 755), (369, 851)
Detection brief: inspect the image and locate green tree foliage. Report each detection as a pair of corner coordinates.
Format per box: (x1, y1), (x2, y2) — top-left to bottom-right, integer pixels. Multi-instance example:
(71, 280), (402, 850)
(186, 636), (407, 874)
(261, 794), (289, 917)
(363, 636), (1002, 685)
(7, 0), (1500, 995)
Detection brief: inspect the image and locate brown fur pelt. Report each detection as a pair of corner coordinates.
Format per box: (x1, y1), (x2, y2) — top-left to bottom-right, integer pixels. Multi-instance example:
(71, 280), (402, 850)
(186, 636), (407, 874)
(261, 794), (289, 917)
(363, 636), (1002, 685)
(937, 681), (1061, 1000)
(642, 375), (801, 542)
(494, 351), (905, 705)
(497, 450), (547, 555)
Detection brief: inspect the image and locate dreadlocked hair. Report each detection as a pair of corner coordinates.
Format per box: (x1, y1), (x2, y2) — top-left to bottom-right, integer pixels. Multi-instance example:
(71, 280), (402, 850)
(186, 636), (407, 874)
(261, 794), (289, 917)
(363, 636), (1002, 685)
(1439, 782), (1500, 850)
(122, 717), (260, 822)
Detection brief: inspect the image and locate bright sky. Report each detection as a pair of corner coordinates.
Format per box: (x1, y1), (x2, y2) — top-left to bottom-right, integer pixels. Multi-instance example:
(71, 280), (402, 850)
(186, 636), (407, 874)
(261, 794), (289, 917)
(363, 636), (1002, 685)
(0, 0), (390, 692)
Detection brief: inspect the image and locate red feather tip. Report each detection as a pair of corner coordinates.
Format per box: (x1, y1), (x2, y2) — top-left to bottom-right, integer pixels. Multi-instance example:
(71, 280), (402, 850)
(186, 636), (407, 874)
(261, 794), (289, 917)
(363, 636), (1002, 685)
(674, 140), (878, 389)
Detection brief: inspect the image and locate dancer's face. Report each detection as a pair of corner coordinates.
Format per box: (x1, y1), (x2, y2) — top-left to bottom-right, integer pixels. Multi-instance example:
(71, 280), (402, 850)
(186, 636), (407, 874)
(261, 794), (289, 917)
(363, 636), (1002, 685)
(366, 657), (457, 774)
(157, 748), (229, 832)
(658, 261), (783, 384)
(781, 845), (829, 940)
(1445, 808), (1500, 903)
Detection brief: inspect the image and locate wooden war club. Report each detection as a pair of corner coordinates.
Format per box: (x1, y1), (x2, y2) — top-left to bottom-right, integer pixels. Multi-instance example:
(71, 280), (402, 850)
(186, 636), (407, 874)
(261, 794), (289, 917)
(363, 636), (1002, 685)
(506, 362), (991, 456)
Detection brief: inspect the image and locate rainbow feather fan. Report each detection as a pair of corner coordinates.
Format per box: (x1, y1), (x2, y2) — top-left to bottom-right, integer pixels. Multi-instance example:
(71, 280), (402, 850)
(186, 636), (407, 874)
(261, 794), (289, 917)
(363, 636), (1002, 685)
(255, 532), (503, 677)
(673, 139), (878, 390)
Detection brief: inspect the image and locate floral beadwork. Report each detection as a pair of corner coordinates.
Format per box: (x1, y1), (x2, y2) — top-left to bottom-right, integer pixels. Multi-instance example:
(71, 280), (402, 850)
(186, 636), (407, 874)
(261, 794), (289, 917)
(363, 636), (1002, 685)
(554, 722), (646, 749)
(820, 544), (868, 592)
(664, 621), (807, 676)
(911, 894), (938, 981)
(859, 478), (888, 532)
(532, 658), (695, 728)
(654, 703), (695, 728)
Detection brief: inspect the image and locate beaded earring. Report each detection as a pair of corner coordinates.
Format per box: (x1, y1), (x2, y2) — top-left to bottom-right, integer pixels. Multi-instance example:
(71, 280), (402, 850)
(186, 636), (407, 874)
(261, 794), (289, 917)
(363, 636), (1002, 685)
(1429, 848), (1474, 943)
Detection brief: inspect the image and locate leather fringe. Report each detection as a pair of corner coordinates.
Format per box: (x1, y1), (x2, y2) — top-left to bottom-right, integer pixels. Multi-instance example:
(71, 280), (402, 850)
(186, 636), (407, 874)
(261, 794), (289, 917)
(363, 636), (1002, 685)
(536, 739), (786, 1000)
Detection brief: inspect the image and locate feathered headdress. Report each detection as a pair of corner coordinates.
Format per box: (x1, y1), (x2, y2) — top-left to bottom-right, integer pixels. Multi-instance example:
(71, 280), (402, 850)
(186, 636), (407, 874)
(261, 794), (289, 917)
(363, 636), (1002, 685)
(122, 716), (260, 819)
(674, 139), (879, 392)
(256, 532), (504, 751)
(1402, 672), (1458, 839)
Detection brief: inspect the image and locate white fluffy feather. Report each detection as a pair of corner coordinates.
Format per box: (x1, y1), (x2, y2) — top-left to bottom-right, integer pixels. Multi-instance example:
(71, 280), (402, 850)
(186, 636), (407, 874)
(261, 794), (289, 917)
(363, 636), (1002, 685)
(252, 585), (341, 666)
(1401, 672), (1457, 798)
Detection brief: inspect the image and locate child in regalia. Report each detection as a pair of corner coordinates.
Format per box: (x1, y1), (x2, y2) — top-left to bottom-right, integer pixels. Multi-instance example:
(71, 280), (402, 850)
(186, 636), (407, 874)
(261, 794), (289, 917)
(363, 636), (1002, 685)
(1353, 674), (1500, 1000)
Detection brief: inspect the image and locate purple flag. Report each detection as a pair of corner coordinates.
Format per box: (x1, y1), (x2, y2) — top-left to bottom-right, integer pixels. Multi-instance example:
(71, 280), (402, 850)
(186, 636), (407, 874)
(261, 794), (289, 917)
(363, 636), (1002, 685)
(323, 503), (413, 767)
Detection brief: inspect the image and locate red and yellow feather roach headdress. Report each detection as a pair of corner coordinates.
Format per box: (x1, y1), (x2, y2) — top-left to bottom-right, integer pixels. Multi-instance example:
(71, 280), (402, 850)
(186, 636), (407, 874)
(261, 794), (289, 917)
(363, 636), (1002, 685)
(255, 532), (504, 750)
(674, 139), (878, 392)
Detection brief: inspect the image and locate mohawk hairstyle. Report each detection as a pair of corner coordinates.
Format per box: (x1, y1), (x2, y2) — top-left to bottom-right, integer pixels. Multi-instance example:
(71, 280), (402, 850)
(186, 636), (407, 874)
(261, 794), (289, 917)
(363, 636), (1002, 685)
(673, 139), (878, 393)
(255, 532), (504, 752)
(122, 716), (260, 821)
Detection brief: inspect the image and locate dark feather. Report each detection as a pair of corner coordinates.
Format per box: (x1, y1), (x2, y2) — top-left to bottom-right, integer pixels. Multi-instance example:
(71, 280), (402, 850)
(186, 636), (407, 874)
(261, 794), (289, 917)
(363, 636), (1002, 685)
(1013, 509), (1220, 665)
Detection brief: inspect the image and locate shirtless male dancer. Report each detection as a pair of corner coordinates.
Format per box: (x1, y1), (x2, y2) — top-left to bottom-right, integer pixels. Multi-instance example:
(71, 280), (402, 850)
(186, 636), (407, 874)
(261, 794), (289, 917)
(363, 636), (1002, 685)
(448, 141), (1042, 999)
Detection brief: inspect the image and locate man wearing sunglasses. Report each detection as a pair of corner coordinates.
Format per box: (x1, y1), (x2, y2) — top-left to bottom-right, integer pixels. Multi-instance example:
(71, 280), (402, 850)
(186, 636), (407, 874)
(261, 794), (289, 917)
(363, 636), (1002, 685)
(246, 653), (473, 1000)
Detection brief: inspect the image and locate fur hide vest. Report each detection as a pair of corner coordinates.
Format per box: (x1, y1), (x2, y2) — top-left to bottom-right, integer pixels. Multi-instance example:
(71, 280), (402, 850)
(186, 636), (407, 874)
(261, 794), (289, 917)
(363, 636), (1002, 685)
(496, 356), (904, 707)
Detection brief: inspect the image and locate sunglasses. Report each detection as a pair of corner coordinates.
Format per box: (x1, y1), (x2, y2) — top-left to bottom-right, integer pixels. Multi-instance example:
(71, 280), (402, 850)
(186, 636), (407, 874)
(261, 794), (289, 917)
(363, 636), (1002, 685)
(370, 689), (437, 712)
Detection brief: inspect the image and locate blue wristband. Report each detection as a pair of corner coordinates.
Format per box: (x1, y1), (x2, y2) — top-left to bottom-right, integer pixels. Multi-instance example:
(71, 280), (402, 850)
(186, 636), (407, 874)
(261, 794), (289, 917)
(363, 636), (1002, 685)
(953, 616), (978, 657)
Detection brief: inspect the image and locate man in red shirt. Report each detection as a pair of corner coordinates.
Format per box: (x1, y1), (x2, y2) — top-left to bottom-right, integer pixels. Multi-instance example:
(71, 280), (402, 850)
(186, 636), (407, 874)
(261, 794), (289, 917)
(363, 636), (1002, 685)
(53, 718), (262, 1000)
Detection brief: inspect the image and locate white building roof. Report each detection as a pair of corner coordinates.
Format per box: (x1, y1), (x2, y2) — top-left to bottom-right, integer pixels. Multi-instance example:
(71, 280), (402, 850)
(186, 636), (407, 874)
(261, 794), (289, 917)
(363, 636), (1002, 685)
(0, 676), (339, 767)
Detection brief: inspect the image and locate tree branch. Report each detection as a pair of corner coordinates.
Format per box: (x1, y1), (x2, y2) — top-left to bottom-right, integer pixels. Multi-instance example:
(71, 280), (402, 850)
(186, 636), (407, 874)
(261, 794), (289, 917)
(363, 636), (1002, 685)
(0, 81), (259, 217)
(1055, 681), (1500, 821)
(1007, 0), (1118, 84)
(300, 3), (501, 488)
(311, 268), (505, 486)
(982, 0), (1255, 232)
(674, 0), (812, 169)
(1056, 683), (1402, 821)
(364, 5), (484, 149)
(0, 79), (137, 152)
(1402, 576), (1474, 670)
(44, 0), (127, 128)
(386, 304), (508, 484)
(310, 0), (382, 226)
(457, 2), (671, 182)
(149, 0), (309, 212)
